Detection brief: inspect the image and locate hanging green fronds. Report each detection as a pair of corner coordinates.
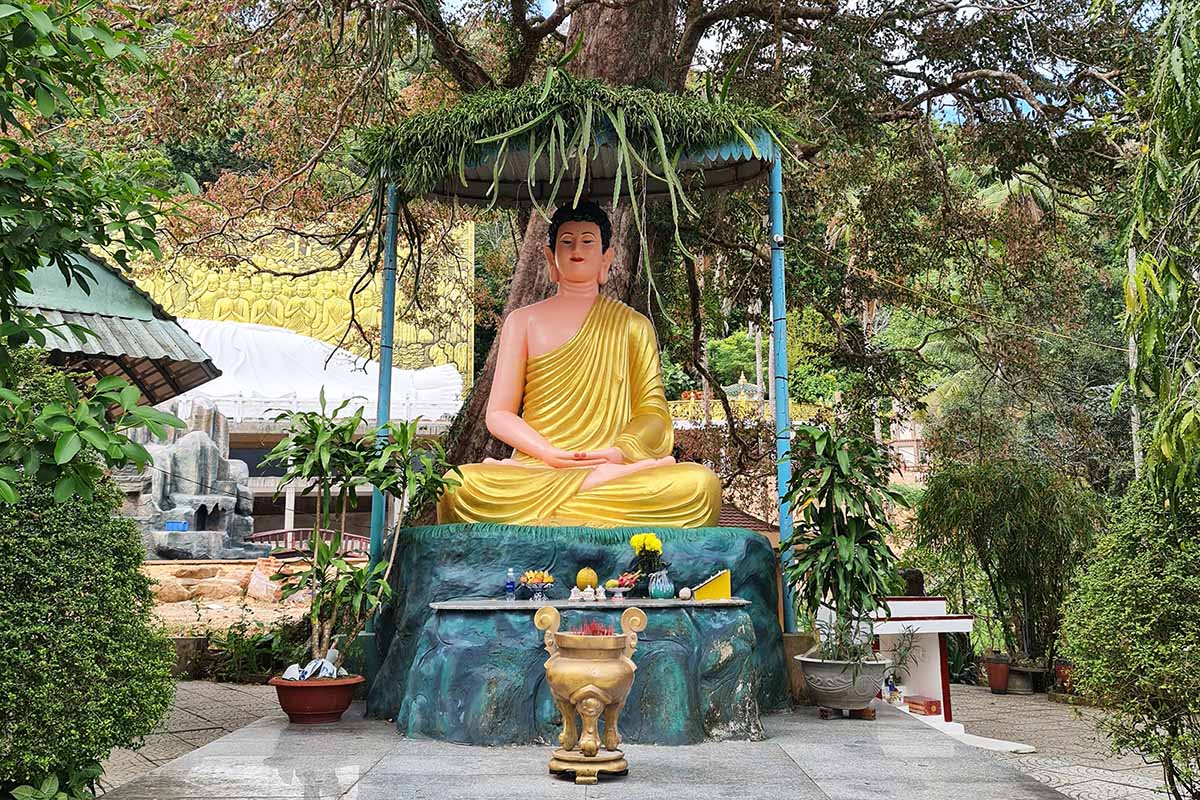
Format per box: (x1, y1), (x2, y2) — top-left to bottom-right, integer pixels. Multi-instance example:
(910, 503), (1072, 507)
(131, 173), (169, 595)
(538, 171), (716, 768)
(358, 75), (797, 202)
(355, 75), (801, 264)
(1122, 0), (1200, 502)
(352, 73), (803, 307)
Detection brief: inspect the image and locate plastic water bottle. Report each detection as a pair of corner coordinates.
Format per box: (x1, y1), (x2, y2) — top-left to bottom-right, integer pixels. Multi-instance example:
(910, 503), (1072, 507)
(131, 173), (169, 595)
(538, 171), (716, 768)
(505, 568), (517, 601)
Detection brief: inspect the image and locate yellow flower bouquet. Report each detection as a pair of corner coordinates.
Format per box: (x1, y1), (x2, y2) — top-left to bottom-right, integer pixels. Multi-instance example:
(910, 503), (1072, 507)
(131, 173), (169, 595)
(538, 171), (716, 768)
(628, 532), (668, 591)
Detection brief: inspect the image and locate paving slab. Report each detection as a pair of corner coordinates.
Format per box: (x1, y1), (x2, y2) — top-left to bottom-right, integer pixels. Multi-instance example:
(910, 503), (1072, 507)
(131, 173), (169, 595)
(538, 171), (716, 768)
(952, 685), (1168, 798)
(103, 702), (1063, 800)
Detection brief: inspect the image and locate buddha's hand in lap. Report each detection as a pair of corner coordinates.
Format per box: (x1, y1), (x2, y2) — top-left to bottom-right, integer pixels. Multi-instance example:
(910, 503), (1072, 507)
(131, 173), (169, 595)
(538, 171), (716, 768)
(579, 456), (676, 492)
(484, 447), (610, 470)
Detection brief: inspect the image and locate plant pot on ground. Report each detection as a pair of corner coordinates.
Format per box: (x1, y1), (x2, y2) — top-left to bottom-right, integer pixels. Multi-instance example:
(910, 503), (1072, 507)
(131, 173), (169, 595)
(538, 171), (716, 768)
(260, 394), (458, 724)
(782, 423), (909, 718)
(171, 634), (209, 679)
(798, 616), (891, 710)
(268, 674), (366, 723)
(1006, 660), (1048, 695)
(782, 631), (818, 704)
(985, 652), (1011, 694)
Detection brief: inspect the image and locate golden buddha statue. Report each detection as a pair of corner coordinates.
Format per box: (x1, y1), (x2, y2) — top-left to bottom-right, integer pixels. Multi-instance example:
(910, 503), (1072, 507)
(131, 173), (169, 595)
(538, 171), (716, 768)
(438, 201), (721, 528)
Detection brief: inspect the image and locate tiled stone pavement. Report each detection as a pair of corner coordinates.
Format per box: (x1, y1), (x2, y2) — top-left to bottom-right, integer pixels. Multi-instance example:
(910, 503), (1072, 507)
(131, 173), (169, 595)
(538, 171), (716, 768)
(101, 681), (1170, 798)
(99, 681), (279, 794)
(952, 685), (1167, 799)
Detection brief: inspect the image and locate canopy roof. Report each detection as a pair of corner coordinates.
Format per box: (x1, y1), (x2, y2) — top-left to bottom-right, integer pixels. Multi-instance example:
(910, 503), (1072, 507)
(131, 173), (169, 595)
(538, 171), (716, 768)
(18, 252), (220, 405)
(358, 78), (798, 210)
(168, 318), (462, 424)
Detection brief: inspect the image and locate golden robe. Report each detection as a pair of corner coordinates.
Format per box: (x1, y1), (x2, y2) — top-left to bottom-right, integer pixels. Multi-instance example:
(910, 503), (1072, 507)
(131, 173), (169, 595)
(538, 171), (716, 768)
(438, 296), (721, 527)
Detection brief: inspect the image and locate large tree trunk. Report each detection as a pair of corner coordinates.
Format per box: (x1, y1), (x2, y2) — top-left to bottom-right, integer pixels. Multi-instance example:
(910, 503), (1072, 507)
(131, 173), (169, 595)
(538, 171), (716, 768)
(444, 3), (679, 467)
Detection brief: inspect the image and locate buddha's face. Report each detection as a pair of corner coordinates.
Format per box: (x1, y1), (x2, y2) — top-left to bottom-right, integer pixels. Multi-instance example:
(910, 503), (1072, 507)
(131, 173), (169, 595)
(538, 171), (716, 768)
(544, 221), (613, 286)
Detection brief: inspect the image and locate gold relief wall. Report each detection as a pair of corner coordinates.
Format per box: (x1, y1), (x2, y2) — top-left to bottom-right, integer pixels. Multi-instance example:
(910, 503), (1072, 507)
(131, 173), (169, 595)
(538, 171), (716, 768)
(132, 224), (475, 388)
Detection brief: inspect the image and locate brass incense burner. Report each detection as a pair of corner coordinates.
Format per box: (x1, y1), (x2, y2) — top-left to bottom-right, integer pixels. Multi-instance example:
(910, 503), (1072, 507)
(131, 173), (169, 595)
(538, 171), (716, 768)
(534, 605), (647, 784)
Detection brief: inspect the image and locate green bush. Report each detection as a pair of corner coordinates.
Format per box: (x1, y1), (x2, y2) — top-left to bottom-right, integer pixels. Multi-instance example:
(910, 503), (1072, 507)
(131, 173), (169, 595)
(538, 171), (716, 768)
(1060, 482), (1200, 799)
(916, 458), (1097, 662)
(206, 612), (310, 682)
(0, 351), (174, 790)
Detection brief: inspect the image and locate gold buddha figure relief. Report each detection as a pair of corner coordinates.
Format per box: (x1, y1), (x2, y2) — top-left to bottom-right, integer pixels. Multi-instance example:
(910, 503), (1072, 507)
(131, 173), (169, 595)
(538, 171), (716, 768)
(438, 201), (721, 528)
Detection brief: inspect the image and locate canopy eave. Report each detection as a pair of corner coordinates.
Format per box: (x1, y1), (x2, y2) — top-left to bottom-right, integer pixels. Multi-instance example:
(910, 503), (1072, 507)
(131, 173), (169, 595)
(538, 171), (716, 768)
(416, 129), (779, 209)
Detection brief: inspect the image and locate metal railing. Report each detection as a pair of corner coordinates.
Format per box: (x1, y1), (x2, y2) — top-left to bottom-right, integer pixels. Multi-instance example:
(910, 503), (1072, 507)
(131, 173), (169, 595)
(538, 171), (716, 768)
(667, 398), (821, 423)
(246, 527), (370, 555)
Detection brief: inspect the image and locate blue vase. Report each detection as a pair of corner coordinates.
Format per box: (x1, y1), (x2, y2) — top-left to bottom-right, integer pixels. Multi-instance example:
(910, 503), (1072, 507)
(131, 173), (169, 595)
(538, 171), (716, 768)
(648, 570), (675, 599)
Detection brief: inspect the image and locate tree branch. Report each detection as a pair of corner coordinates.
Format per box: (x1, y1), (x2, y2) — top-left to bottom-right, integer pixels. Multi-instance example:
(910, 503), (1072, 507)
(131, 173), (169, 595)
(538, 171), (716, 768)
(673, 0), (832, 89)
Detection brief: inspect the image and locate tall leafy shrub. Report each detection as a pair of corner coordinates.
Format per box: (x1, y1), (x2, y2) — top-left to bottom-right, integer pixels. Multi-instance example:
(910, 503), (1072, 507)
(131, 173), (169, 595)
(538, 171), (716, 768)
(916, 459), (1097, 661)
(1060, 482), (1200, 800)
(0, 351), (174, 791)
(783, 423), (905, 643)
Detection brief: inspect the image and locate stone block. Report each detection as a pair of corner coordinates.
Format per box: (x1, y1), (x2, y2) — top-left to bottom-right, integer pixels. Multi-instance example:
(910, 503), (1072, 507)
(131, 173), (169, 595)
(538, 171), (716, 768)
(225, 567), (254, 590)
(172, 565), (219, 580)
(235, 486), (254, 516)
(151, 577), (191, 603)
(170, 432), (223, 496)
(189, 579), (243, 601)
(246, 557), (289, 602)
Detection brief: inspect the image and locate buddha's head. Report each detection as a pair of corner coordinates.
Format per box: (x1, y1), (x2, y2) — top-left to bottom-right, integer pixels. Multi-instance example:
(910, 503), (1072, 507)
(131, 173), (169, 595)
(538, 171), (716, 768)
(545, 200), (614, 286)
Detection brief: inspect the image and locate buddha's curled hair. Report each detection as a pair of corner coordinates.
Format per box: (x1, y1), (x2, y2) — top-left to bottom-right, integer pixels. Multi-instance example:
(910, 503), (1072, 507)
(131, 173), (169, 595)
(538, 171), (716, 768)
(548, 200), (612, 252)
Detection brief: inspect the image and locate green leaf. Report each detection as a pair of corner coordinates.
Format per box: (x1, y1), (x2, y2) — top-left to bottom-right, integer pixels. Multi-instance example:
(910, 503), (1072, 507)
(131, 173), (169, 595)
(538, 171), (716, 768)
(94, 375), (126, 393)
(119, 384), (140, 408)
(54, 432), (81, 464)
(0, 479), (18, 504)
(79, 426), (109, 450)
(23, 7), (53, 35)
(53, 474), (75, 503)
(34, 85), (55, 117)
(1170, 45), (1186, 90)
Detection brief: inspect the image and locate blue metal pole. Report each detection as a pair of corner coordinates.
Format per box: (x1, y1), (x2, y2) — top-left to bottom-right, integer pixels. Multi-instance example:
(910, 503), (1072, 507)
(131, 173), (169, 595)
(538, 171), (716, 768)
(364, 183), (399, 688)
(769, 152), (797, 635)
(369, 184), (400, 568)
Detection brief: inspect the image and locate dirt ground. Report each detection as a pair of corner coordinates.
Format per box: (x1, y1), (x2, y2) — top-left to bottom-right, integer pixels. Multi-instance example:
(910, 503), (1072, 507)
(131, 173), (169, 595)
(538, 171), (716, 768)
(143, 559), (309, 634)
(152, 598), (307, 634)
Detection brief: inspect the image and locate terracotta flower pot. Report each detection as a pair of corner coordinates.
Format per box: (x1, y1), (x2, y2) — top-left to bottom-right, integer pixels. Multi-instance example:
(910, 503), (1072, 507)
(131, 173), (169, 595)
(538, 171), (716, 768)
(268, 674), (364, 724)
(985, 658), (1010, 695)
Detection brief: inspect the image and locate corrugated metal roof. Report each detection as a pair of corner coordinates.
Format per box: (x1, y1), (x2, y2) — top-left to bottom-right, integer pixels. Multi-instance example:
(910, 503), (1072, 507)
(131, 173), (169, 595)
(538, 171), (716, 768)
(18, 250), (221, 405)
(31, 308), (213, 363)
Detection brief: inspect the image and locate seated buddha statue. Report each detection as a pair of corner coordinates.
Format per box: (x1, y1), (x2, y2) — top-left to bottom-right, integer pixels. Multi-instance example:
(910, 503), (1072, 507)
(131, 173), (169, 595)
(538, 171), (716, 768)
(438, 201), (721, 528)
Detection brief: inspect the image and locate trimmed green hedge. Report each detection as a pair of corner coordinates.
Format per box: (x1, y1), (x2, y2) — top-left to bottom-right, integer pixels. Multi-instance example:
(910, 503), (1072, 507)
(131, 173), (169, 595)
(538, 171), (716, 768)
(0, 351), (174, 789)
(1060, 482), (1200, 799)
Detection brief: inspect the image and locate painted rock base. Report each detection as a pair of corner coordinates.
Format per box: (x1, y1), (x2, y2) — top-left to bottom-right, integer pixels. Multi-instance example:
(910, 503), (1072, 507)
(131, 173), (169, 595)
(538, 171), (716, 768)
(368, 524), (787, 745)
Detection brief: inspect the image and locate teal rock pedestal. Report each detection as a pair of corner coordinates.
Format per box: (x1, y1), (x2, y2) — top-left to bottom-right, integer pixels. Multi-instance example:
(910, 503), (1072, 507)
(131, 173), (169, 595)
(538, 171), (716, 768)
(366, 524), (787, 744)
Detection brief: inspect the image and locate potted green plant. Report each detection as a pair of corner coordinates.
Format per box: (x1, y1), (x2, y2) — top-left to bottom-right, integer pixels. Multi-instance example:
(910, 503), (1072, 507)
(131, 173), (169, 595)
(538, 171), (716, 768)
(884, 625), (919, 702)
(260, 391), (457, 723)
(783, 422), (908, 715)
